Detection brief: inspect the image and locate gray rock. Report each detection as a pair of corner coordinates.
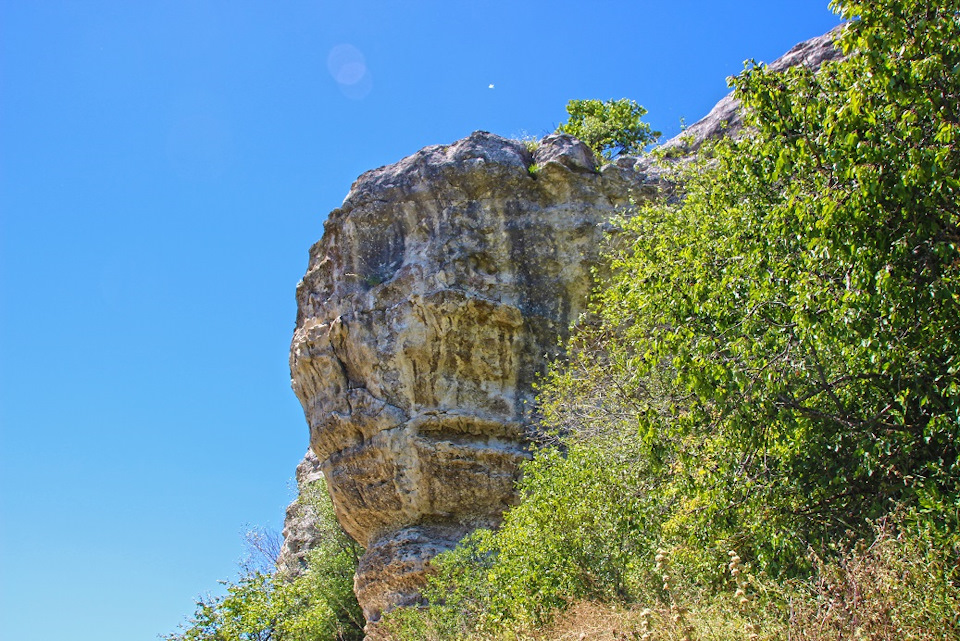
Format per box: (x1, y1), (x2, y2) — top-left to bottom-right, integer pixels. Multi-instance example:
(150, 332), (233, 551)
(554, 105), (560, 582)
(289, 130), (650, 624)
(276, 450), (326, 576)
(532, 133), (598, 172)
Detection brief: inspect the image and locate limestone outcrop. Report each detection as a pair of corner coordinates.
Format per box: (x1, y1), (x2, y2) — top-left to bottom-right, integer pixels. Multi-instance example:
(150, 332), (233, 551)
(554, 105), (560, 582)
(288, 131), (657, 622)
(284, 26), (843, 630)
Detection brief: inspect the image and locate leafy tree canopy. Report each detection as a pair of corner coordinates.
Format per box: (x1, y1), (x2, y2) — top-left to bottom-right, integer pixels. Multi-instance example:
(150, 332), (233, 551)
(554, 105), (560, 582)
(557, 98), (660, 159)
(598, 0), (960, 566)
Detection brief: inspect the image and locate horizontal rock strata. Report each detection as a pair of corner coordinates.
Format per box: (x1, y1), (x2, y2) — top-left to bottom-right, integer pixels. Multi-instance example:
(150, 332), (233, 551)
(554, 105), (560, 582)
(289, 131), (657, 623)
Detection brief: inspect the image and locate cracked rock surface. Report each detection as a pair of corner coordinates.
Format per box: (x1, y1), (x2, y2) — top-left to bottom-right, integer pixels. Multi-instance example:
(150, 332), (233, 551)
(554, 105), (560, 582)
(289, 131), (655, 624)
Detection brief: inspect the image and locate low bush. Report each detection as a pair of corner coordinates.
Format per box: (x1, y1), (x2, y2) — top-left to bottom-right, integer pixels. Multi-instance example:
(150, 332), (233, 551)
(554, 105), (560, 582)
(384, 515), (959, 640)
(165, 486), (363, 641)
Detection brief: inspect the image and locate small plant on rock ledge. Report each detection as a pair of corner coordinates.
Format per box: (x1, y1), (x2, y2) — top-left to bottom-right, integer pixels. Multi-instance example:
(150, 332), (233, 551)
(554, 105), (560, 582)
(557, 98), (660, 160)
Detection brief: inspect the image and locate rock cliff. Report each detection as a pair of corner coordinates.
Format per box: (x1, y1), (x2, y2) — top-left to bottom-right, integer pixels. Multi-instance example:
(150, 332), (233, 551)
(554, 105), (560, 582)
(288, 131), (658, 622)
(284, 26), (843, 630)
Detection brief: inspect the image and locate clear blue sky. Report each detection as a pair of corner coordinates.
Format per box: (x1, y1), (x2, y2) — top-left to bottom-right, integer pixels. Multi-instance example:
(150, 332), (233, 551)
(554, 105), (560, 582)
(0, 2), (842, 639)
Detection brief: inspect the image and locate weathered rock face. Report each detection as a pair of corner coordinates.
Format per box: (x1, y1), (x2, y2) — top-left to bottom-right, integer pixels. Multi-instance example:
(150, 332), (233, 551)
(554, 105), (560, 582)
(289, 131), (656, 622)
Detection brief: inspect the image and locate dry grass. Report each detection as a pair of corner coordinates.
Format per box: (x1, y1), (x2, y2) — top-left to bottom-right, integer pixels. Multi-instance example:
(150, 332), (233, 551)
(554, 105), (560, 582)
(783, 524), (960, 640)
(523, 522), (960, 641)
(524, 600), (774, 641)
(528, 601), (640, 641)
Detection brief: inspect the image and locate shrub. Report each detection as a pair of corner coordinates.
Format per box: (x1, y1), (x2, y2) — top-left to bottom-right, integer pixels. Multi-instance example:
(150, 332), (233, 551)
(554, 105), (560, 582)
(165, 487), (363, 641)
(381, 429), (662, 637)
(557, 98), (660, 160)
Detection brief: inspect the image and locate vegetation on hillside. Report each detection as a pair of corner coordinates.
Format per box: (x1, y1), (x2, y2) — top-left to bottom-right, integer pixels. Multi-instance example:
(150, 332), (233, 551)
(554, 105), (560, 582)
(383, 0), (960, 638)
(164, 485), (363, 641)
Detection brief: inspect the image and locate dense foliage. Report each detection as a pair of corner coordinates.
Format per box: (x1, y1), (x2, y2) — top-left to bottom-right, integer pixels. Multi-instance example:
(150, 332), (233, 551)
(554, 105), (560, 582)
(613, 0), (960, 567)
(384, 1), (960, 637)
(166, 486), (363, 641)
(557, 98), (660, 159)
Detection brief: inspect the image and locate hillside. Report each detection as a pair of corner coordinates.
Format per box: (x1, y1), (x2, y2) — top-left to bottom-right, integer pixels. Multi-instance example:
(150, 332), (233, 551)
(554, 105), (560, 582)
(168, 2), (960, 639)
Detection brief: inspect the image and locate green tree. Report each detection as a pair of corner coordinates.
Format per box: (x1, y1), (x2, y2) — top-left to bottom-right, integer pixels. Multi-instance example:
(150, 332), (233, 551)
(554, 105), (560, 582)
(557, 98), (660, 159)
